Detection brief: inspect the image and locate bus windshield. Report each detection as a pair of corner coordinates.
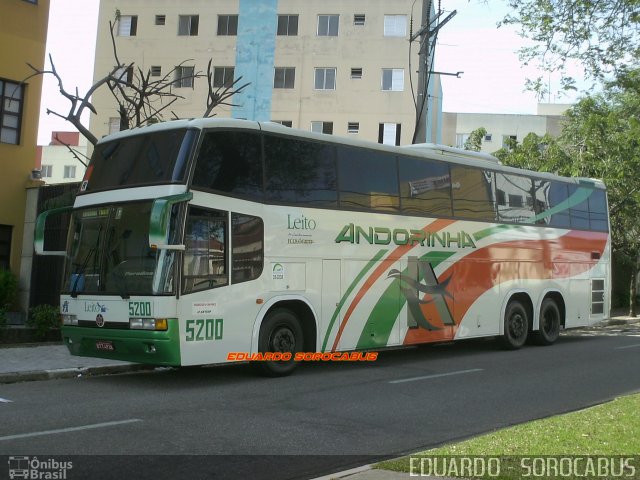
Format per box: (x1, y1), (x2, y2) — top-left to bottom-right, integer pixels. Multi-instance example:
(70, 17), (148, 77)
(62, 201), (178, 296)
(80, 128), (197, 193)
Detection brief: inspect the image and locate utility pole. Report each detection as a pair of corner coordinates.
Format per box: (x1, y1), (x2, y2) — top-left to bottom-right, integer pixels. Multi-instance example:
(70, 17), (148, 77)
(411, 0), (456, 144)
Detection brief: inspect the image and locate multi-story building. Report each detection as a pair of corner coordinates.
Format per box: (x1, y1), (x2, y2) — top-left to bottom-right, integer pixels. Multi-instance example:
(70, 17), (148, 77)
(90, 0), (442, 145)
(0, 0), (50, 308)
(442, 103), (571, 154)
(36, 131), (89, 184)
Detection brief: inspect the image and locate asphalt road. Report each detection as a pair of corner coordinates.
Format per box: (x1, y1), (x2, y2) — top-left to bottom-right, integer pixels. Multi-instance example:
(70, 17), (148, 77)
(1, 334), (640, 479)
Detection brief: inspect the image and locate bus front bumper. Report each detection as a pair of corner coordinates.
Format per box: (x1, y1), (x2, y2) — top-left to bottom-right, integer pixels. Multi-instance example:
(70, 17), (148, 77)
(61, 320), (181, 366)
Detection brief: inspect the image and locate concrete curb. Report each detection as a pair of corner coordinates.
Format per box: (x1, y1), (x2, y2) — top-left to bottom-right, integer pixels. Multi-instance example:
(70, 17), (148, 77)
(0, 363), (154, 384)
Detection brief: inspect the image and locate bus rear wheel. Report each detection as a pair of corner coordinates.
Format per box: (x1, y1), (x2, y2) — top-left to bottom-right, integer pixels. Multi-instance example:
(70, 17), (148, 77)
(254, 308), (303, 377)
(533, 298), (561, 346)
(500, 300), (529, 350)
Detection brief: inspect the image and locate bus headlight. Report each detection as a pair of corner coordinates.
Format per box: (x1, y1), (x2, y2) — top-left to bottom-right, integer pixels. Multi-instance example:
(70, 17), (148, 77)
(129, 318), (168, 331)
(62, 314), (78, 326)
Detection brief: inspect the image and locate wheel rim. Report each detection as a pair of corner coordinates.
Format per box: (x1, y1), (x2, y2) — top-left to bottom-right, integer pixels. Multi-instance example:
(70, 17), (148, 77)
(509, 311), (526, 339)
(270, 326), (296, 353)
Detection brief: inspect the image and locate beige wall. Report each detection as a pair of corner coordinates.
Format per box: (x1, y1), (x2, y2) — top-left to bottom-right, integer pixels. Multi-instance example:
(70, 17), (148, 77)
(442, 105), (570, 154)
(90, 0), (433, 145)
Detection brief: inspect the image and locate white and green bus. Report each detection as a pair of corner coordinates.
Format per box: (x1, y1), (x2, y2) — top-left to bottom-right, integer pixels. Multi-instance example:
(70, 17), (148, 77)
(35, 118), (610, 376)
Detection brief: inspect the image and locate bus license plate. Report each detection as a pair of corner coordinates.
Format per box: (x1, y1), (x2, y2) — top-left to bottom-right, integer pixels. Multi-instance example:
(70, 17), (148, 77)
(96, 340), (115, 352)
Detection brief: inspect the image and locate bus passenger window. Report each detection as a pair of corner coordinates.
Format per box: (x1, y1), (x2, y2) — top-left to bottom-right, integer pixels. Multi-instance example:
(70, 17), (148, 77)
(232, 213), (264, 283)
(183, 207), (228, 294)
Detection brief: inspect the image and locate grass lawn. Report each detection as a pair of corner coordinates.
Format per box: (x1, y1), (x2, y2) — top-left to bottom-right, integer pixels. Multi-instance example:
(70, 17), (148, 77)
(377, 393), (640, 479)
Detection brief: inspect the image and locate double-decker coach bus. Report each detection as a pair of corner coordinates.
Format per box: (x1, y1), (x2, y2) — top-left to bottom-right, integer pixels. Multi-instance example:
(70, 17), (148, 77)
(35, 118), (610, 376)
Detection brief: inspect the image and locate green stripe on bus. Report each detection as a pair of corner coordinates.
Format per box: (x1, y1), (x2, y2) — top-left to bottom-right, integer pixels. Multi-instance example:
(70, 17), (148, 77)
(355, 251), (455, 350)
(474, 187), (594, 242)
(321, 249), (388, 352)
(473, 224), (519, 242)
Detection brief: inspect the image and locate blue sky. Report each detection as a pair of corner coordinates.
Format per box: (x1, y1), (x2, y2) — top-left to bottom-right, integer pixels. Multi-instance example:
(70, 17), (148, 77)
(37, 0), (583, 144)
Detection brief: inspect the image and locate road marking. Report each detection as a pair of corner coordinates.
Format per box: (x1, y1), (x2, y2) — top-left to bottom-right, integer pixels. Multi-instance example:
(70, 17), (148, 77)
(0, 419), (142, 442)
(0, 398), (13, 403)
(389, 368), (484, 384)
(615, 343), (640, 350)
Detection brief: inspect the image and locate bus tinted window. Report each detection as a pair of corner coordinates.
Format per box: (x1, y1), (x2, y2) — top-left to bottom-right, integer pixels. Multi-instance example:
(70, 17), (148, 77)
(183, 207), (228, 294)
(232, 213), (264, 284)
(338, 147), (399, 212)
(192, 130), (263, 199)
(264, 135), (338, 207)
(83, 128), (194, 192)
(568, 185), (591, 229)
(533, 180), (572, 228)
(398, 155), (452, 217)
(451, 166), (496, 221)
(495, 173), (534, 223)
(588, 188), (608, 232)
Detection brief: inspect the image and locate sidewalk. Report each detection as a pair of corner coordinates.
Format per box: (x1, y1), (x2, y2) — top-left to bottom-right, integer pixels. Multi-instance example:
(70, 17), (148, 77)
(0, 343), (152, 384)
(1, 312), (639, 480)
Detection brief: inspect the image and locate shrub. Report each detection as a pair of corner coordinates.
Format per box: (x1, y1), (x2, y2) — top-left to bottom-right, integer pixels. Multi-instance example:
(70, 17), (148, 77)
(27, 304), (61, 339)
(0, 269), (18, 309)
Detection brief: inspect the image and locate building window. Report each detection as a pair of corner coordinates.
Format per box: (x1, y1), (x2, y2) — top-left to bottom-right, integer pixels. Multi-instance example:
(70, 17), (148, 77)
(118, 15), (138, 36)
(354, 14), (366, 25)
(378, 123), (401, 146)
(347, 122), (360, 134)
(41, 165), (53, 178)
(0, 80), (23, 145)
(351, 68), (363, 79)
(63, 166), (77, 179)
(272, 120), (293, 127)
(502, 134), (517, 148)
(485, 133), (493, 141)
(384, 15), (407, 37)
(178, 15), (199, 36)
(150, 66), (162, 77)
(108, 117), (120, 135)
(114, 66), (134, 85)
(317, 15), (339, 36)
(0, 225), (12, 270)
(274, 67), (295, 89)
(382, 69), (404, 91)
(174, 66), (195, 88)
(314, 68), (336, 90)
(311, 121), (333, 134)
(455, 133), (470, 148)
(155, 15), (166, 26)
(277, 15), (298, 36)
(213, 67), (235, 88)
(218, 15), (238, 36)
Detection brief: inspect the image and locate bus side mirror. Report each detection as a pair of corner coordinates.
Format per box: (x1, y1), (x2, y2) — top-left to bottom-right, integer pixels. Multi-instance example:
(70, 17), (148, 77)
(34, 206), (73, 256)
(149, 192), (193, 250)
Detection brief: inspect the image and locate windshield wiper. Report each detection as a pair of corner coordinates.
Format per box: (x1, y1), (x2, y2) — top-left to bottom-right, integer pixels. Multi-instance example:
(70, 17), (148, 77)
(71, 247), (96, 298)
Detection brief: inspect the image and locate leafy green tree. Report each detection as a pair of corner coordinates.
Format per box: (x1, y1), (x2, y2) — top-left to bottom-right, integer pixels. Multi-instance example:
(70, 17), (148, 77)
(463, 127), (487, 152)
(497, 70), (640, 315)
(500, 0), (640, 98)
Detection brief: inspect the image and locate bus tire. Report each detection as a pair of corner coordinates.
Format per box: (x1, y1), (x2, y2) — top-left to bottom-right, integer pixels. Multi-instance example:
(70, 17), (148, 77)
(254, 308), (303, 377)
(500, 300), (529, 350)
(533, 298), (561, 346)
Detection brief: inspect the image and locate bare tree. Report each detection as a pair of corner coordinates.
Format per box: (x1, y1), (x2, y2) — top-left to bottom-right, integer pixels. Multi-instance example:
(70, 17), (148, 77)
(25, 11), (250, 146)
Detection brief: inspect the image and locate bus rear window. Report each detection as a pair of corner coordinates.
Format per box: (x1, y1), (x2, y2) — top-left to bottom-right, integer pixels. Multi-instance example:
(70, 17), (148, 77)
(80, 128), (195, 193)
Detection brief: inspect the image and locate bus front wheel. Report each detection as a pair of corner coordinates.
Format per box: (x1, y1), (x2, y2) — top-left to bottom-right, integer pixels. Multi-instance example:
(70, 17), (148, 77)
(500, 300), (529, 350)
(254, 308), (303, 377)
(533, 298), (561, 346)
